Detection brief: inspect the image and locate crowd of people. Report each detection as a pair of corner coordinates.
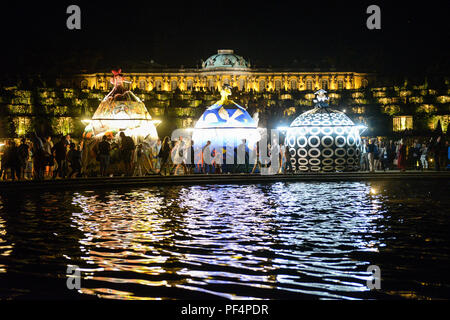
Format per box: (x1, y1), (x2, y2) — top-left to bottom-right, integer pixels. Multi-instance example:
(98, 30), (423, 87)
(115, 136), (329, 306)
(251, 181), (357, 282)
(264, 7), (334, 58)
(359, 136), (449, 172)
(0, 132), (449, 181)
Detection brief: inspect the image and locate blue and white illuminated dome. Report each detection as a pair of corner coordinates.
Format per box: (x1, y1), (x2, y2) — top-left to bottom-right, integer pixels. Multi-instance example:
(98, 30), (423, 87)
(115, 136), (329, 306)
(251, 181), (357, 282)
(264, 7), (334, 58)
(195, 99), (256, 129)
(192, 85), (260, 151)
(285, 89), (365, 172)
(202, 49), (250, 70)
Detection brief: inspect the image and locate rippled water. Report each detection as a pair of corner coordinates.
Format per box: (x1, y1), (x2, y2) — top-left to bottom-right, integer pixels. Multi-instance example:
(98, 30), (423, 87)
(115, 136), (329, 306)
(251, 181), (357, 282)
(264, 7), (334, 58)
(0, 181), (449, 300)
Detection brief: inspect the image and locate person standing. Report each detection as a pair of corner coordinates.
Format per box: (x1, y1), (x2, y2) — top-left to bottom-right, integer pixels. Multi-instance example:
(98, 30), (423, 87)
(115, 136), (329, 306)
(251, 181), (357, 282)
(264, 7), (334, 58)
(284, 145), (294, 174)
(202, 140), (213, 174)
(17, 138), (30, 180)
(387, 140), (396, 170)
(360, 139), (369, 171)
(1, 140), (13, 180)
(188, 140), (195, 174)
(152, 139), (162, 172)
(251, 141), (262, 174)
(420, 143), (428, 170)
(98, 135), (111, 176)
(367, 139), (375, 172)
(397, 139), (407, 172)
(119, 132), (135, 176)
(157, 137), (171, 175)
(234, 139), (248, 173)
(67, 143), (82, 178)
(31, 132), (45, 181)
(172, 137), (187, 175)
(412, 140), (421, 170)
(43, 136), (54, 178)
(52, 136), (68, 179)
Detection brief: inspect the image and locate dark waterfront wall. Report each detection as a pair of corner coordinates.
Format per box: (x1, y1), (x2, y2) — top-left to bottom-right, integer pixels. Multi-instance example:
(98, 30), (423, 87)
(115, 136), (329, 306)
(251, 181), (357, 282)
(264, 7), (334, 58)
(0, 76), (449, 139)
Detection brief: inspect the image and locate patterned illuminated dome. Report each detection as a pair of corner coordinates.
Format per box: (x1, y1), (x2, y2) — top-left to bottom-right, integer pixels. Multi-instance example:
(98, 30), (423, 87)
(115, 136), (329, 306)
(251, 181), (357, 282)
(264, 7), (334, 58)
(202, 49), (250, 70)
(83, 69), (159, 141)
(195, 86), (256, 129)
(192, 85), (260, 155)
(285, 89), (364, 172)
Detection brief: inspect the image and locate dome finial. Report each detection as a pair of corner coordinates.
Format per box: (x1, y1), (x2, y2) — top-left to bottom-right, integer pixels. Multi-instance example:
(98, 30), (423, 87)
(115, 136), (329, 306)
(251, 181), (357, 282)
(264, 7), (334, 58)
(313, 89), (329, 108)
(220, 84), (232, 102)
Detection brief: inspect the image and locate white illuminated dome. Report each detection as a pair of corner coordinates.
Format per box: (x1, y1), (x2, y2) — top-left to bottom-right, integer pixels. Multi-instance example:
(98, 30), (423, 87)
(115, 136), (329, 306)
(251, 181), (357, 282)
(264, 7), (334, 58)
(192, 85), (260, 151)
(285, 90), (363, 172)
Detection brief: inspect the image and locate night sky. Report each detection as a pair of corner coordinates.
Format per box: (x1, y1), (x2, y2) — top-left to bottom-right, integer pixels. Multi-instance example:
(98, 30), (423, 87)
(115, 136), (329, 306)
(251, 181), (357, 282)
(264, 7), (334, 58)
(1, 1), (448, 75)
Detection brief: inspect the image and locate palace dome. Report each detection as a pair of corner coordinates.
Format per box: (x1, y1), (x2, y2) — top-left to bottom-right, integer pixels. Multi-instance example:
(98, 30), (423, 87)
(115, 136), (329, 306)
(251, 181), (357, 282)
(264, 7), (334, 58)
(202, 49), (250, 70)
(284, 90), (365, 172)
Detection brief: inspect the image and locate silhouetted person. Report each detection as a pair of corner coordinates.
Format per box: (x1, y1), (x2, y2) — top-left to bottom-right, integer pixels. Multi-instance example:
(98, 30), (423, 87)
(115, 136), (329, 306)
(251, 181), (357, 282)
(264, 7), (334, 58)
(157, 137), (171, 175)
(52, 136), (68, 179)
(119, 132), (135, 176)
(67, 143), (82, 178)
(98, 135), (111, 176)
(17, 138), (29, 180)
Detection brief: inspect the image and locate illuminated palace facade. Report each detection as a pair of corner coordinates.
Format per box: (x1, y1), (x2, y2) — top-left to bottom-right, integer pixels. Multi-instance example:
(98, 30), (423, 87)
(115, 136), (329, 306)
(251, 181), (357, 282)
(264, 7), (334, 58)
(2, 50), (448, 138)
(70, 50), (374, 93)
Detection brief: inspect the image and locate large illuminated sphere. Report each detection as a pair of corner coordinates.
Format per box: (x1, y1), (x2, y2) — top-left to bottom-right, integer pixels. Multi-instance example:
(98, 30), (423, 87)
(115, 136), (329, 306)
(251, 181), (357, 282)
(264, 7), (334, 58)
(285, 107), (362, 172)
(192, 92), (260, 153)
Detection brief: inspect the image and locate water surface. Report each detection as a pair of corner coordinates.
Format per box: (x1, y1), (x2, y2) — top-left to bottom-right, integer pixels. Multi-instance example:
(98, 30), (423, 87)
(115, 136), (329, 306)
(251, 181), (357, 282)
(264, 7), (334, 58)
(0, 181), (449, 300)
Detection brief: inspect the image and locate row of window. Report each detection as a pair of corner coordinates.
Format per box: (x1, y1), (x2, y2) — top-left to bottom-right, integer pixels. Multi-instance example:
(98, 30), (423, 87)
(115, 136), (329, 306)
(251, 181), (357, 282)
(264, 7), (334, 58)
(82, 78), (368, 91)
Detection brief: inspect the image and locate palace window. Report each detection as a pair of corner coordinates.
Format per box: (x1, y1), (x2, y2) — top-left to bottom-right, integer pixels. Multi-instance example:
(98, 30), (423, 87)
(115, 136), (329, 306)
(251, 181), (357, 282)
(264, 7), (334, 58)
(223, 79), (230, 87)
(321, 79), (328, 90)
(186, 79), (193, 91)
(170, 80), (178, 91)
(259, 80), (265, 91)
(80, 79), (88, 89)
(238, 79), (245, 91)
(208, 79), (215, 90)
(290, 79), (297, 91)
(138, 80), (146, 90)
(306, 80), (313, 91)
(393, 116), (413, 131)
(337, 80), (344, 90)
(155, 80), (162, 91)
(362, 79), (369, 88)
(275, 80), (282, 91)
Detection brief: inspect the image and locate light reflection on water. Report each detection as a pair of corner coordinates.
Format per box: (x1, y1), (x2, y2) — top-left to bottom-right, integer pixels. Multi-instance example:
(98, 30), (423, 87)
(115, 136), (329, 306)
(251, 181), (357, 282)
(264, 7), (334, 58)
(0, 181), (449, 300)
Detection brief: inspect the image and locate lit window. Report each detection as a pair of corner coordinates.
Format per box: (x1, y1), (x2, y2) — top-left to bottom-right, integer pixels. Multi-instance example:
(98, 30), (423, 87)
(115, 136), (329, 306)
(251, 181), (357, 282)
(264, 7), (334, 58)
(362, 79), (368, 88)
(321, 79), (328, 90)
(306, 80), (313, 91)
(393, 116), (413, 131)
(80, 80), (88, 89)
(208, 79), (214, 90)
(138, 80), (146, 90)
(187, 80), (193, 91)
(155, 80), (162, 91)
(337, 80), (344, 90)
(275, 80), (282, 91)
(238, 79), (245, 91)
(290, 79), (297, 91)
(170, 80), (178, 91)
(259, 80), (265, 91)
